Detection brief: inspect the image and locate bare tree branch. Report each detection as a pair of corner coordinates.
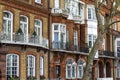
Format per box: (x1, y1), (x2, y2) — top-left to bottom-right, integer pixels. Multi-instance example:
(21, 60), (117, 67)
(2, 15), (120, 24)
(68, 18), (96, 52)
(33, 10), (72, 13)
(108, 20), (120, 27)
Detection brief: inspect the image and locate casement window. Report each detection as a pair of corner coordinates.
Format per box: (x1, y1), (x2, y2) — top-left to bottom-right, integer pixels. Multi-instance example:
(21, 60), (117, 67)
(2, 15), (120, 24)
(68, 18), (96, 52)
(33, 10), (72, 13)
(52, 23), (66, 49)
(74, 31), (78, 51)
(117, 63), (120, 78)
(3, 11), (13, 41)
(65, 0), (84, 16)
(40, 57), (44, 75)
(77, 59), (84, 78)
(6, 54), (19, 77)
(88, 34), (97, 48)
(54, 0), (59, 8)
(87, 7), (96, 20)
(20, 15), (28, 42)
(117, 41), (120, 57)
(35, 0), (41, 4)
(78, 3), (84, 16)
(102, 38), (105, 50)
(27, 55), (35, 77)
(66, 58), (76, 79)
(34, 19), (42, 43)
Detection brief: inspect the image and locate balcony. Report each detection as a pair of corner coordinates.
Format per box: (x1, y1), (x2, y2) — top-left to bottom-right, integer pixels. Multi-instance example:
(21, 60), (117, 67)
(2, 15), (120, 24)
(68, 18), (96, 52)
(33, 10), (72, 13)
(73, 15), (82, 23)
(80, 47), (89, 53)
(97, 78), (113, 80)
(51, 8), (68, 15)
(0, 33), (48, 48)
(52, 41), (66, 50)
(52, 41), (89, 53)
(99, 50), (114, 57)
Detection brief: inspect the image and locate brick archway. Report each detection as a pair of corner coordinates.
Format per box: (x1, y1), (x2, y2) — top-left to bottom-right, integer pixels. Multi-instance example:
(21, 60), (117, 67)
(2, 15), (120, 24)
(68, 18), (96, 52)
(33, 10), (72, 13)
(106, 62), (111, 77)
(98, 61), (104, 78)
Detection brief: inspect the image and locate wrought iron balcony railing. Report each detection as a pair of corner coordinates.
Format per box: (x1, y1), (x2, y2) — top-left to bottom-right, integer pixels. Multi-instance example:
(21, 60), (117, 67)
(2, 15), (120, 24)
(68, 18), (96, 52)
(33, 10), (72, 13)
(0, 32), (48, 48)
(99, 50), (114, 57)
(52, 41), (89, 53)
(52, 41), (66, 50)
(80, 47), (89, 53)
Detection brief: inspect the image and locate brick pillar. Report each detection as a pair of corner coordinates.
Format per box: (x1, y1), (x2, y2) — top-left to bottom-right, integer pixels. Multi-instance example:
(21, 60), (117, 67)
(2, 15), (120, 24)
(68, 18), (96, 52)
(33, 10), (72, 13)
(20, 52), (26, 80)
(36, 53), (40, 80)
(0, 54), (6, 80)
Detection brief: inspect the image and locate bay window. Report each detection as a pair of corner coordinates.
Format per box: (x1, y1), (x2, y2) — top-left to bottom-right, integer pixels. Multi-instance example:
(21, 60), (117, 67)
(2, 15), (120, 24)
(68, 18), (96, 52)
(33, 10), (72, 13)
(6, 54), (19, 77)
(3, 11), (13, 41)
(87, 7), (96, 20)
(52, 23), (66, 49)
(65, 0), (84, 16)
(27, 55), (35, 77)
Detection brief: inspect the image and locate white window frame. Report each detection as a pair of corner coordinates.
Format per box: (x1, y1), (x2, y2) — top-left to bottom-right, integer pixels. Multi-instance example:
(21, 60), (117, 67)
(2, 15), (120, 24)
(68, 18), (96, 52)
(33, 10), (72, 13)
(77, 65), (83, 78)
(27, 55), (35, 77)
(74, 30), (78, 51)
(54, 0), (59, 8)
(40, 57), (44, 75)
(52, 23), (66, 48)
(66, 58), (76, 79)
(6, 54), (19, 77)
(35, 0), (41, 4)
(66, 65), (76, 79)
(117, 63), (120, 78)
(34, 19), (42, 44)
(88, 34), (97, 48)
(77, 59), (84, 78)
(87, 6), (96, 20)
(3, 10), (13, 41)
(20, 15), (28, 42)
(102, 38), (105, 50)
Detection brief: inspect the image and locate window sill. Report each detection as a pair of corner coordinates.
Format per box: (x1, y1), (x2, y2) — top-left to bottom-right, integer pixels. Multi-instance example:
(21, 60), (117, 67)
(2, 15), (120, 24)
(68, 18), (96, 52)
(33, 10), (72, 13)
(35, 2), (43, 6)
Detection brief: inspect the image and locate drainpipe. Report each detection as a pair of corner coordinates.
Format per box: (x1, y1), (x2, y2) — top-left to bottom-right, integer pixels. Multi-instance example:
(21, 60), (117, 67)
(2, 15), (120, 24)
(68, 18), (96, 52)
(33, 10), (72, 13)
(48, 0), (51, 79)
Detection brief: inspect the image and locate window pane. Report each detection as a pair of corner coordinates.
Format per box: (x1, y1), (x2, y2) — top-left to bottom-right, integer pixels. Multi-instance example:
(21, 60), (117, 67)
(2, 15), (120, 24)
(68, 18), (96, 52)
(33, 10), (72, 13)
(27, 55), (35, 77)
(67, 66), (71, 78)
(88, 8), (91, 19)
(6, 54), (19, 77)
(54, 25), (58, 30)
(72, 66), (75, 77)
(40, 57), (44, 75)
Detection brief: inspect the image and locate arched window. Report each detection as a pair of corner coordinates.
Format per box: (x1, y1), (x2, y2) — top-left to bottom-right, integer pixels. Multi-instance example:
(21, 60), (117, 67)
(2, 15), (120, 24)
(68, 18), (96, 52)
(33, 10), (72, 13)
(34, 19), (42, 44)
(3, 11), (13, 41)
(66, 58), (76, 79)
(20, 15), (28, 42)
(6, 54), (19, 77)
(27, 55), (35, 77)
(40, 57), (44, 75)
(77, 59), (84, 78)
